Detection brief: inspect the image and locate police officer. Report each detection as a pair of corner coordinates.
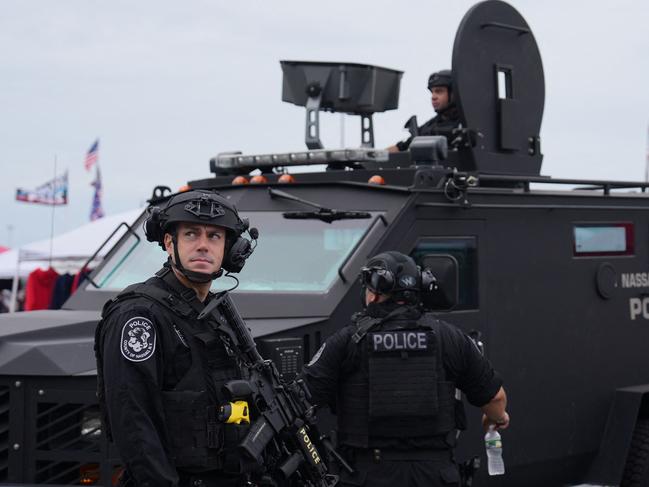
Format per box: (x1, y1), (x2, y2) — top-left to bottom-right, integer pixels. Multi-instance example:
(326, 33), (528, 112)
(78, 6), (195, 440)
(388, 69), (461, 152)
(95, 189), (258, 487)
(302, 251), (509, 486)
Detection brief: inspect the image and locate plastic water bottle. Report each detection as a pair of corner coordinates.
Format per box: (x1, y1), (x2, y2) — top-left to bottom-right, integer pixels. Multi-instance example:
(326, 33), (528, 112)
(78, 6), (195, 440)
(485, 425), (505, 475)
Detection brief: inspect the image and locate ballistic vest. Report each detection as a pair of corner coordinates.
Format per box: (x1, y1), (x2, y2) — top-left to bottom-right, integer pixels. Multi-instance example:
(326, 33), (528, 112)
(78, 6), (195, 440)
(95, 268), (246, 471)
(337, 311), (458, 448)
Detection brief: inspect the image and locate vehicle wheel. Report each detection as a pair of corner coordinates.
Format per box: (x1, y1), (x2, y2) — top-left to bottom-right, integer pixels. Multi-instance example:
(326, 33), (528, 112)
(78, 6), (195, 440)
(622, 419), (649, 487)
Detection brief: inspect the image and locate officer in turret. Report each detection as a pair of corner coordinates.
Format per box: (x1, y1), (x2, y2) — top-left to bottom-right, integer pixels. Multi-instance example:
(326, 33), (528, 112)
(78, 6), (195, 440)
(95, 189), (258, 487)
(302, 251), (509, 486)
(388, 69), (461, 152)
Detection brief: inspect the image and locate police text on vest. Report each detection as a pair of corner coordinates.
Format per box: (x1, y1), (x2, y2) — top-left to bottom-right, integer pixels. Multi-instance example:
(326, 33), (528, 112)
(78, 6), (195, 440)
(372, 331), (428, 352)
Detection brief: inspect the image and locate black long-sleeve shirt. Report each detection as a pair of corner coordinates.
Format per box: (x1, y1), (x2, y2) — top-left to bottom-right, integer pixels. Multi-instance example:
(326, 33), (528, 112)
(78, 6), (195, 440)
(97, 276), (206, 487)
(395, 107), (461, 151)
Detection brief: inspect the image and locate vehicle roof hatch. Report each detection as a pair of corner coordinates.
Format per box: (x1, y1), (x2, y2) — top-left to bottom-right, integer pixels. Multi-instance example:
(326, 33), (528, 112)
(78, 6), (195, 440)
(452, 0), (545, 176)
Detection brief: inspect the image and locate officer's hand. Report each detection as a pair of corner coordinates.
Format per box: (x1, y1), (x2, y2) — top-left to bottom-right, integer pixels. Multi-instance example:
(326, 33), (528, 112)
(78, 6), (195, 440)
(482, 411), (510, 431)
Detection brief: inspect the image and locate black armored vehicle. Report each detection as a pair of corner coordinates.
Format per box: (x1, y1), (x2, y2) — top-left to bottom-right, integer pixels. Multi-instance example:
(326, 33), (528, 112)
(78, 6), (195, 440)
(1, 1), (648, 485)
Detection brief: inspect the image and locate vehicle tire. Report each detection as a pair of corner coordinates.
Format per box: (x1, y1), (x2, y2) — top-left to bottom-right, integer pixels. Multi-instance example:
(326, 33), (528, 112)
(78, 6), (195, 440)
(621, 419), (649, 487)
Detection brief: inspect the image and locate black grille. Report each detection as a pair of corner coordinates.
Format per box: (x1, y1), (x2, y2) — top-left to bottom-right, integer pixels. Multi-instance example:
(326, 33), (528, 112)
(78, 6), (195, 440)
(35, 460), (80, 484)
(32, 401), (102, 485)
(36, 403), (101, 453)
(27, 381), (108, 485)
(0, 385), (8, 482)
(34, 460), (121, 485)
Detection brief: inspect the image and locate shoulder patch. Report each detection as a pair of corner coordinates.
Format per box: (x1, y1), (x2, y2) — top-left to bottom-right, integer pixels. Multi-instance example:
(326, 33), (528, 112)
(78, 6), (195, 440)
(120, 316), (156, 362)
(307, 343), (326, 367)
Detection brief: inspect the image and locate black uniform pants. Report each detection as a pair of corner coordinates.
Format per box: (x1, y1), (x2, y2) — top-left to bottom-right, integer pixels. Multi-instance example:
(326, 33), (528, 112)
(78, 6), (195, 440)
(177, 470), (244, 487)
(119, 469), (245, 487)
(339, 448), (460, 487)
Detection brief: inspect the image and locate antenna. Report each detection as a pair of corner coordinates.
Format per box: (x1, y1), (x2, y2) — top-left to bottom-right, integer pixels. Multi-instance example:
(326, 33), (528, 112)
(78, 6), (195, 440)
(645, 123), (649, 183)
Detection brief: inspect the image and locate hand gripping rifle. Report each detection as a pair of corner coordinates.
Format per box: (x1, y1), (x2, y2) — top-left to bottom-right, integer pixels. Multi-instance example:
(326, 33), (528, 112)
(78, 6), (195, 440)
(199, 292), (349, 486)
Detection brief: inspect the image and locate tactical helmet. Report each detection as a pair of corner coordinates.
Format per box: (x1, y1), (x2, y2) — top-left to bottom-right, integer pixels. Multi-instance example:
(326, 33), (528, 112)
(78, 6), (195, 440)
(427, 69), (453, 91)
(145, 189), (256, 282)
(146, 190), (246, 243)
(360, 251), (424, 305)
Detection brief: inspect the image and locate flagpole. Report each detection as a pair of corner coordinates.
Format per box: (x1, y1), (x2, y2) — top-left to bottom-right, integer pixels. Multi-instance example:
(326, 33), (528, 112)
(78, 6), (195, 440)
(645, 123), (649, 183)
(49, 155), (57, 267)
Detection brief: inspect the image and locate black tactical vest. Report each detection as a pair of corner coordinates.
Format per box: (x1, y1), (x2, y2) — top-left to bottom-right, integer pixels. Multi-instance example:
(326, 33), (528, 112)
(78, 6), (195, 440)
(95, 268), (247, 471)
(337, 312), (458, 448)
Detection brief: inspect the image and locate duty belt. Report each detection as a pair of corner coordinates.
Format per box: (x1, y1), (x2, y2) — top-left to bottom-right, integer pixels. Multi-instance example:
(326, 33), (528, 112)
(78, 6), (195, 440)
(177, 470), (242, 487)
(349, 447), (453, 463)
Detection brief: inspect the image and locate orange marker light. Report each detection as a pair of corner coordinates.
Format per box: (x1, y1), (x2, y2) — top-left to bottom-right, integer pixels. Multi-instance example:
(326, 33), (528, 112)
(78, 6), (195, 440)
(178, 184), (191, 192)
(368, 175), (386, 185)
(232, 176), (249, 185)
(250, 175), (269, 184)
(278, 174), (296, 183)
(79, 464), (99, 485)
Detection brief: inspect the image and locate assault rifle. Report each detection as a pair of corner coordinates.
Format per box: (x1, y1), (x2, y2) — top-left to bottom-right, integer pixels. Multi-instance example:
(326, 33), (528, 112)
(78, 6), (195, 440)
(199, 292), (348, 486)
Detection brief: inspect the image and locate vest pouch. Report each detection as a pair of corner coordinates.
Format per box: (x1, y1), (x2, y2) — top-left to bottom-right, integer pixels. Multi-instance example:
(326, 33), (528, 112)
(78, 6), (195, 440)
(221, 423), (254, 474)
(368, 330), (438, 419)
(161, 390), (223, 469)
(194, 331), (242, 387)
(436, 381), (461, 432)
(337, 381), (370, 448)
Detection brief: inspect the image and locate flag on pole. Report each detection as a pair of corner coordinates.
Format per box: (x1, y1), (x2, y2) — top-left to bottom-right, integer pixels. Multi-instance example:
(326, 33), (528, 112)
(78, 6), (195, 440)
(16, 171), (69, 205)
(90, 166), (105, 221)
(84, 139), (99, 171)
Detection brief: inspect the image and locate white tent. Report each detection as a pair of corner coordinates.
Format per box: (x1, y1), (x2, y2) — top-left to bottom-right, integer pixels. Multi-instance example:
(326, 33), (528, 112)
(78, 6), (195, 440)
(2, 208), (144, 311)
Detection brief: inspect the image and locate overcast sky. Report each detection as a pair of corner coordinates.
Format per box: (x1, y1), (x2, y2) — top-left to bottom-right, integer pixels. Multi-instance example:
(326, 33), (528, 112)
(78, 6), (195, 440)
(1, 0), (648, 247)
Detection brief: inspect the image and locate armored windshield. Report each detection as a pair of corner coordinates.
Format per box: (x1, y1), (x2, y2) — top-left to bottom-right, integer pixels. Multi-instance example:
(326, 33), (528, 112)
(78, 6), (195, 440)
(89, 211), (381, 293)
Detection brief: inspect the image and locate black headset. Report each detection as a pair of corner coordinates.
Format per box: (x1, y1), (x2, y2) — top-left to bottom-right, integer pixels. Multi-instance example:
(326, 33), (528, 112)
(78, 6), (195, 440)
(360, 251), (439, 309)
(360, 264), (437, 295)
(221, 224), (259, 273)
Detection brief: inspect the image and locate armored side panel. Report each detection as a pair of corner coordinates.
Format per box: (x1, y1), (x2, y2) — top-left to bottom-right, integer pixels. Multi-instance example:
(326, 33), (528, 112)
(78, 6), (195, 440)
(452, 0), (544, 175)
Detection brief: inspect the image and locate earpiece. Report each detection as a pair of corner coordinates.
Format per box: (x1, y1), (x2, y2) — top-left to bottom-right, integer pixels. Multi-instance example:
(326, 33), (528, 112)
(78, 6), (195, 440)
(222, 226), (259, 273)
(420, 268), (438, 293)
(222, 237), (252, 273)
(144, 207), (164, 245)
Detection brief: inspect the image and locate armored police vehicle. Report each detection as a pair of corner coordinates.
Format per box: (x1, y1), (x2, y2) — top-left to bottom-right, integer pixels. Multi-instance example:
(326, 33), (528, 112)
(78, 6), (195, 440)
(0, 1), (648, 485)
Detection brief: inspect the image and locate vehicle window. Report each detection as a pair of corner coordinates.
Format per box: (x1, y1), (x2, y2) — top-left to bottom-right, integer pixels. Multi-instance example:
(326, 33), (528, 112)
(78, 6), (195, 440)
(90, 211), (382, 293)
(573, 223), (634, 257)
(410, 237), (478, 310)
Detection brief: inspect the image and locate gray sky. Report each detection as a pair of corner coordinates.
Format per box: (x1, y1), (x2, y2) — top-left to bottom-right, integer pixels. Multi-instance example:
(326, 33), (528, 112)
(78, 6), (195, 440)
(1, 0), (648, 247)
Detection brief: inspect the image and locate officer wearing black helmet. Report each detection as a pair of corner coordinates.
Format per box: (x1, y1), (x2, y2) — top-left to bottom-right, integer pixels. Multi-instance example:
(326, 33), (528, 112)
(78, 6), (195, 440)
(302, 251), (509, 486)
(388, 69), (461, 152)
(95, 189), (258, 487)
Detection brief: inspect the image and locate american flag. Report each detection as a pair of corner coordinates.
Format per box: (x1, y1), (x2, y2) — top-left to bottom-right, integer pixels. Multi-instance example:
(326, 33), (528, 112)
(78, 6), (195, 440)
(90, 167), (105, 221)
(84, 139), (99, 171)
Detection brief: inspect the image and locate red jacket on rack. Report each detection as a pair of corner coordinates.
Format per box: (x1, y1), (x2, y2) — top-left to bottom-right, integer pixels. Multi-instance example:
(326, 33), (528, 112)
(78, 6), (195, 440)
(24, 267), (59, 311)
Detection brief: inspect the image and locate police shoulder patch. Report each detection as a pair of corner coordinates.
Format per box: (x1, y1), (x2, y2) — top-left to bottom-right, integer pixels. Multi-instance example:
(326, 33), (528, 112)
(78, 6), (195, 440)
(120, 316), (156, 362)
(307, 343), (326, 367)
